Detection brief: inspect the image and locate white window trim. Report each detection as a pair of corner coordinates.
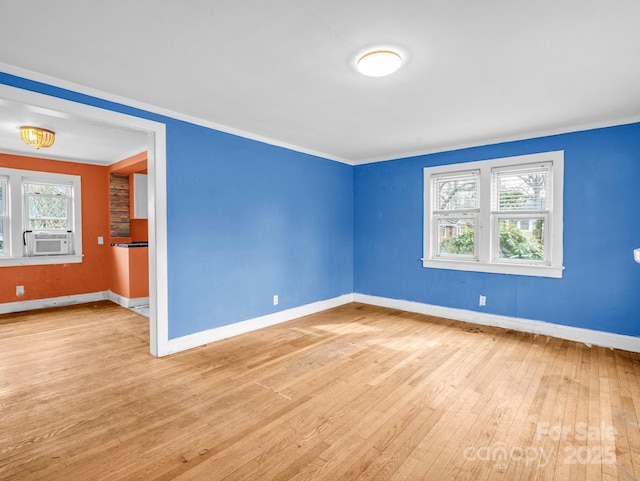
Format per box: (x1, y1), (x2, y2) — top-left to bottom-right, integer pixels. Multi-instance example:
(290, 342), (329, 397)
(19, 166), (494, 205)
(0, 176), (8, 256)
(0, 167), (82, 267)
(423, 151), (564, 278)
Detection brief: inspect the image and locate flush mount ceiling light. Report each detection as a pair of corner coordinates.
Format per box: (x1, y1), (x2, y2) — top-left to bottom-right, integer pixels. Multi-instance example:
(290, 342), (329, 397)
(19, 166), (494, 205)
(356, 49), (403, 77)
(20, 126), (56, 149)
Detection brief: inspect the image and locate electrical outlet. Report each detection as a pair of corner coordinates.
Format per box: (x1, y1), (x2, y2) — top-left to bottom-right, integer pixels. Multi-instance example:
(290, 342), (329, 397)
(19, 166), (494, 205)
(97, 236), (104, 245)
(273, 295), (279, 306)
(16, 285), (25, 296)
(479, 295), (486, 307)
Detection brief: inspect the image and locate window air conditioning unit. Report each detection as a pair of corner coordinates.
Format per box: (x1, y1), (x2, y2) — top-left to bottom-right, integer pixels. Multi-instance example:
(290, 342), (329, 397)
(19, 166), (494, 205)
(25, 231), (73, 256)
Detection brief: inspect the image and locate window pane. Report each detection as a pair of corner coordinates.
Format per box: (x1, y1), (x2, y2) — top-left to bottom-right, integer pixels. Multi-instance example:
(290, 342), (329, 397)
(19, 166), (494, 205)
(29, 219), (68, 230)
(496, 169), (548, 211)
(438, 218), (475, 256)
(436, 174), (479, 210)
(28, 195), (69, 230)
(0, 219), (3, 254)
(497, 218), (545, 260)
(26, 183), (71, 196)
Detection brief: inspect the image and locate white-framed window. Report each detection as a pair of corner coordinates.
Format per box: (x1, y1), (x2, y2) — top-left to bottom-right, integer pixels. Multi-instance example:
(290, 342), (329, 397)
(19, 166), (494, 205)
(423, 151), (564, 278)
(0, 167), (82, 266)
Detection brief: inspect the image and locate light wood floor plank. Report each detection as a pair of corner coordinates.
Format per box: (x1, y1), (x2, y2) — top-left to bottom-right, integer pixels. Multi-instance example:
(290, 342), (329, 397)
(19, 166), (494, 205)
(0, 301), (639, 480)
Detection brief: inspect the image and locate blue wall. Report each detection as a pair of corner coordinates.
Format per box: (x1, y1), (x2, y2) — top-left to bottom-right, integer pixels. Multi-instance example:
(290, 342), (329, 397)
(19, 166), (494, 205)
(166, 122), (353, 338)
(1, 72), (354, 339)
(3, 71), (639, 340)
(354, 123), (640, 337)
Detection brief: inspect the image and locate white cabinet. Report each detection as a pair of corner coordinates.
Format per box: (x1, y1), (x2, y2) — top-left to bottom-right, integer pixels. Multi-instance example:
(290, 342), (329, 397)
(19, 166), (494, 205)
(132, 173), (148, 219)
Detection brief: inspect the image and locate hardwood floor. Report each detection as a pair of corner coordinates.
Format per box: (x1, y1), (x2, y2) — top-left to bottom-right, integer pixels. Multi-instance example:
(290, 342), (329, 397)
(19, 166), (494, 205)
(1, 301), (639, 480)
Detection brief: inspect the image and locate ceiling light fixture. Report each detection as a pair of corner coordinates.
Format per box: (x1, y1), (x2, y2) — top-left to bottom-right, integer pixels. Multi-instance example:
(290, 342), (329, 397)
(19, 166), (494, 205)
(20, 126), (56, 149)
(356, 49), (403, 77)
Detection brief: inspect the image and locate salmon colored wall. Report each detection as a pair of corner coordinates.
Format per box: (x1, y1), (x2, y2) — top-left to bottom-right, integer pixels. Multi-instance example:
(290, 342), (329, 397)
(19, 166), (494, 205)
(110, 246), (149, 299)
(110, 247), (131, 299)
(109, 151), (147, 176)
(128, 248), (149, 298)
(130, 219), (148, 242)
(109, 152), (148, 244)
(108, 152), (149, 299)
(0, 153), (110, 303)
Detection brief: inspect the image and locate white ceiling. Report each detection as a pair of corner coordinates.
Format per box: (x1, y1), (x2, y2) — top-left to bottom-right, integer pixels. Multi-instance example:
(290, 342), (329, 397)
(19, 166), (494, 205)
(1, 0), (639, 165)
(0, 97), (148, 165)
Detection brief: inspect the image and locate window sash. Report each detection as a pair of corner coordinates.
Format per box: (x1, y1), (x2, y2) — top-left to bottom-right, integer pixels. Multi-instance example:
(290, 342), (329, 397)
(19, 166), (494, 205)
(433, 213), (478, 260)
(23, 180), (73, 232)
(432, 170), (480, 212)
(492, 162), (552, 212)
(491, 214), (549, 265)
(423, 151), (564, 278)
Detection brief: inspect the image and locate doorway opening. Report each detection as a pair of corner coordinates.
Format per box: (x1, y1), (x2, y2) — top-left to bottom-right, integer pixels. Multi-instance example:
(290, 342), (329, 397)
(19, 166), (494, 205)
(0, 83), (168, 356)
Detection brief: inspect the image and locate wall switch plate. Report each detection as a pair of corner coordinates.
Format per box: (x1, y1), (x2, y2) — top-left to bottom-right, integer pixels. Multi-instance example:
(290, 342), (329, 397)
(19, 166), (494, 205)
(479, 295), (486, 307)
(98, 236), (104, 245)
(16, 286), (25, 296)
(273, 295), (279, 306)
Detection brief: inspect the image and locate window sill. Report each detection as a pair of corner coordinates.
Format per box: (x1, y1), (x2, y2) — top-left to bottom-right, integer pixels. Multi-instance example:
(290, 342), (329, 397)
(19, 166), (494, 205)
(0, 255), (83, 267)
(421, 258), (564, 278)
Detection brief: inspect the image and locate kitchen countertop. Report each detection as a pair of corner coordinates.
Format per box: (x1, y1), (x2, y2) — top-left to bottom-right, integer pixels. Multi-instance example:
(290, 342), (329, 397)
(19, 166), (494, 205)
(111, 242), (148, 248)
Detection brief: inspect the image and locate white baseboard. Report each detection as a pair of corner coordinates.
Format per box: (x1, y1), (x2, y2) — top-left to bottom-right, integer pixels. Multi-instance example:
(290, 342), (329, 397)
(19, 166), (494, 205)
(0, 291), (110, 315)
(354, 293), (640, 353)
(4, 290), (637, 354)
(107, 291), (149, 308)
(166, 294), (355, 355)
